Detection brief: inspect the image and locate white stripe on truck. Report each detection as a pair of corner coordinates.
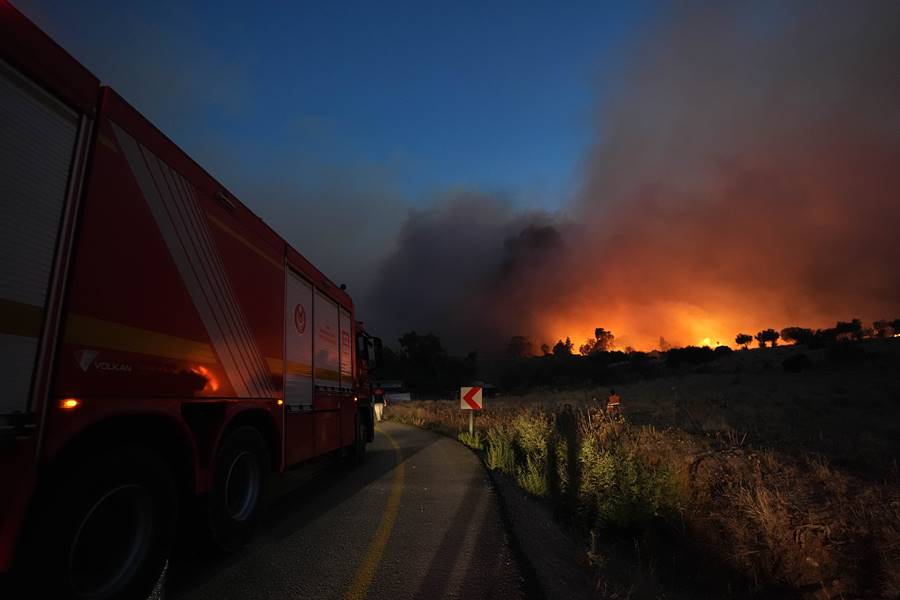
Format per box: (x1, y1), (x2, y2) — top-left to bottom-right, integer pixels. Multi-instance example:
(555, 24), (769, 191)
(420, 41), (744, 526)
(113, 124), (275, 398)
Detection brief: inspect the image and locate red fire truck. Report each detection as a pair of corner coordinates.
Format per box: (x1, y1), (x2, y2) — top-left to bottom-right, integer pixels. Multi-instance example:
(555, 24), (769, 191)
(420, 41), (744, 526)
(0, 4), (382, 597)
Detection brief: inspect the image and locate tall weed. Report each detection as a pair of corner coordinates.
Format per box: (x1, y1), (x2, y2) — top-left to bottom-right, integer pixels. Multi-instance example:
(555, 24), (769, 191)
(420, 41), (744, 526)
(485, 426), (516, 473)
(516, 455), (549, 496)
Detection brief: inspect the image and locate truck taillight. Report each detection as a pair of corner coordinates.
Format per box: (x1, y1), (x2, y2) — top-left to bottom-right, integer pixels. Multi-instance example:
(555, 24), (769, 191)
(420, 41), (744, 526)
(60, 398), (80, 410)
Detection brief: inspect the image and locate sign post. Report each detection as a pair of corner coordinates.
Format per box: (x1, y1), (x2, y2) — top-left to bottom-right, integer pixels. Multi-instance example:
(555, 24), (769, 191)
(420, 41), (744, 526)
(460, 386), (483, 436)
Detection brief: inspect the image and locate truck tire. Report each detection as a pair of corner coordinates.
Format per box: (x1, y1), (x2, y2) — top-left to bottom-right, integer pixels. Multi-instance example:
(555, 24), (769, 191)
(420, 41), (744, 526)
(24, 445), (176, 600)
(349, 411), (368, 466)
(207, 426), (269, 552)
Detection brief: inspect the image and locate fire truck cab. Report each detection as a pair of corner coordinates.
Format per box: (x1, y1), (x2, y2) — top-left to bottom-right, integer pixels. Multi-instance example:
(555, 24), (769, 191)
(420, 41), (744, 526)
(0, 4), (379, 597)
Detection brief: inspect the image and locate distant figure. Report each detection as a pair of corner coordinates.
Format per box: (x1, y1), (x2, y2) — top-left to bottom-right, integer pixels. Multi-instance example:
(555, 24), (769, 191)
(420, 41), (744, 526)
(606, 389), (622, 416)
(373, 387), (385, 422)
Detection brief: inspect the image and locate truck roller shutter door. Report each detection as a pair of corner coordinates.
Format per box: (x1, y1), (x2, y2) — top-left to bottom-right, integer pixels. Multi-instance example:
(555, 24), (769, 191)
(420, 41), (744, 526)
(285, 270), (313, 410)
(0, 59), (79, 414)
(339, 309), (352, 389)
(313, 291), (340, 387)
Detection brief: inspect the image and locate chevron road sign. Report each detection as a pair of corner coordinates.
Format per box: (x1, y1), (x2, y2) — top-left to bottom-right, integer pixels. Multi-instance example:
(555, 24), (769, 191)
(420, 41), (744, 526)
(460, 386), (483, 410)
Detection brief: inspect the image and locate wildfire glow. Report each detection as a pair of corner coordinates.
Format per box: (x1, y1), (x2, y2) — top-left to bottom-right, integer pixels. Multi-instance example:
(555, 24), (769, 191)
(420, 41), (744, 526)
(545, 307), (738, 352)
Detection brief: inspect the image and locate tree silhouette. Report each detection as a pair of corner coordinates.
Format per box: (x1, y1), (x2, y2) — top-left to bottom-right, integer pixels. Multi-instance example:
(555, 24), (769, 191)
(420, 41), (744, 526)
(594, 327), (615, 351)
(873, 320), (892, 337)
(398, 331), (446, 391)
(506, 336), (533, 359)
(399, 331), (445, 362)
(578, 338), (596, 356)
(578, 327), (615, 355)
(780, 327), (815, 345)
(755, 329), (780, 348)
(835, 318), (863, 341)
(553, 337), (574, 356)
(735, 333), (753, 349)
(540, 343), (551, 356)
(394, 332), (479, 393)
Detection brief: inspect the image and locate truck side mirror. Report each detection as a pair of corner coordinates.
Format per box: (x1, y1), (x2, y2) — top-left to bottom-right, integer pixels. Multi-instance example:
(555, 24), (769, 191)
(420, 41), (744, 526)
(373, 337), (383, 369)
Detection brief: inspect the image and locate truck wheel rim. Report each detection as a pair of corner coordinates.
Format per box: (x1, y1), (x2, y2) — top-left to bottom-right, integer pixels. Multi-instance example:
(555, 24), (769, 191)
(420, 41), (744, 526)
(225, 451), (260, 521)
(69, 484), (153, 598)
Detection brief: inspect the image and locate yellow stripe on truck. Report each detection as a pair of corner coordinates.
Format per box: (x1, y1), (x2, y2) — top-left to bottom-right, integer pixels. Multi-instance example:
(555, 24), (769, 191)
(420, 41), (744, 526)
(264, 356), (310, 377)
(64, 314), (218, 364)
(0, 298), (43, 338)
(314, 367), (341, 381)
(6, 308), (295, 376)
(288, 360), (312, 377)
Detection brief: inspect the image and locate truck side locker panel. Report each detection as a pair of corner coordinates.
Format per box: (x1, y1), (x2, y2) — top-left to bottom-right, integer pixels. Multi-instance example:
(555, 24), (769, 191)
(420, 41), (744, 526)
(284, 269), (314, 465)
(339, 309), (356, 446)
(0, 59), (79, 415)
(0, 2), (100, 573)
(313, 290), (341, 455)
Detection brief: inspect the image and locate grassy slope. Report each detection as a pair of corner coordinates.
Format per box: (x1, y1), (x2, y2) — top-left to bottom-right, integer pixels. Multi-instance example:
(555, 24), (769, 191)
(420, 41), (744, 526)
(387, 338), (900, 599)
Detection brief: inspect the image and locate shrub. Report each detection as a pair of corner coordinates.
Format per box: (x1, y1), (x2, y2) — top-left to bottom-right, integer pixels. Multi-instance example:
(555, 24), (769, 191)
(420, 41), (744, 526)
(516, 455), (549, 496)
(578, 440), (678, 528)
(457, 430), (483, 450)
(485, 427), (516, 474)
(666, 346), (716, 367)
(510, 411), (550, 459)
(508, 412), (552, 496)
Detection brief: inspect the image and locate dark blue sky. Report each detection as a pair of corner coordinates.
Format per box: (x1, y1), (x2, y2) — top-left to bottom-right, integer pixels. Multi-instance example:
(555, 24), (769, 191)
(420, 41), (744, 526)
(16, 1), (900, 350)
(18, 1), (655, 209)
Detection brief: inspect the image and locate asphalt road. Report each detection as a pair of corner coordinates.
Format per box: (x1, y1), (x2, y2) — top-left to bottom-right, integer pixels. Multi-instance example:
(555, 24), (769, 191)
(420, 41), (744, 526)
(168, 421), (527, 600)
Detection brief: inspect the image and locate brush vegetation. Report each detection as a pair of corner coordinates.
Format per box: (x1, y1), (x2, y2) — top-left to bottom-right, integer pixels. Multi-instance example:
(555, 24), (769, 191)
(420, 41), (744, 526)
(388, 338), (900, 599)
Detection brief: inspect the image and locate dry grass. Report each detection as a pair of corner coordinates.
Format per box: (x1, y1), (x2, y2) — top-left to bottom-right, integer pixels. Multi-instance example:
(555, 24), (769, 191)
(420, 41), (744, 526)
(386, 340), (900, 598)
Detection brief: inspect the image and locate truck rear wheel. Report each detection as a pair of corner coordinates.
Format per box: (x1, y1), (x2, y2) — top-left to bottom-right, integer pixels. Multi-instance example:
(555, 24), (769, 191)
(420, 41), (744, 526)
(352, 412), (368, 465)
(25, 445), (176, 600)
(207, 426), (269, 552)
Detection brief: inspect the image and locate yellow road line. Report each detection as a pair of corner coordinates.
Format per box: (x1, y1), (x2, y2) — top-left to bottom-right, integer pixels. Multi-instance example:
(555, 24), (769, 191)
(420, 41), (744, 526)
(344, 428), (405, 600)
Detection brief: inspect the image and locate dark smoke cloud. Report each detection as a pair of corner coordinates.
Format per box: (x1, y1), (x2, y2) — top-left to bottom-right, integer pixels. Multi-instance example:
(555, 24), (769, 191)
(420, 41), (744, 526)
(237, 167), (409, 296)
(366, 192), (563, 350)
(368, 1), (900, 351)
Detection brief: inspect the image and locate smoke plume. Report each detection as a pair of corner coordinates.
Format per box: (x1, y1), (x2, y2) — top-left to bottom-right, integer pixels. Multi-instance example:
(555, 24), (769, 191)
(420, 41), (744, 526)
(367, 1), (900, 351)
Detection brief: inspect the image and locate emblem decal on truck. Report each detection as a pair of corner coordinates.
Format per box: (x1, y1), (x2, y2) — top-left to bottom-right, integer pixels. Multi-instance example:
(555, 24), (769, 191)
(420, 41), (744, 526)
(74, 349), (98, 372)
(95, 360), (133, 372)
(294, 304), (307, 334)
